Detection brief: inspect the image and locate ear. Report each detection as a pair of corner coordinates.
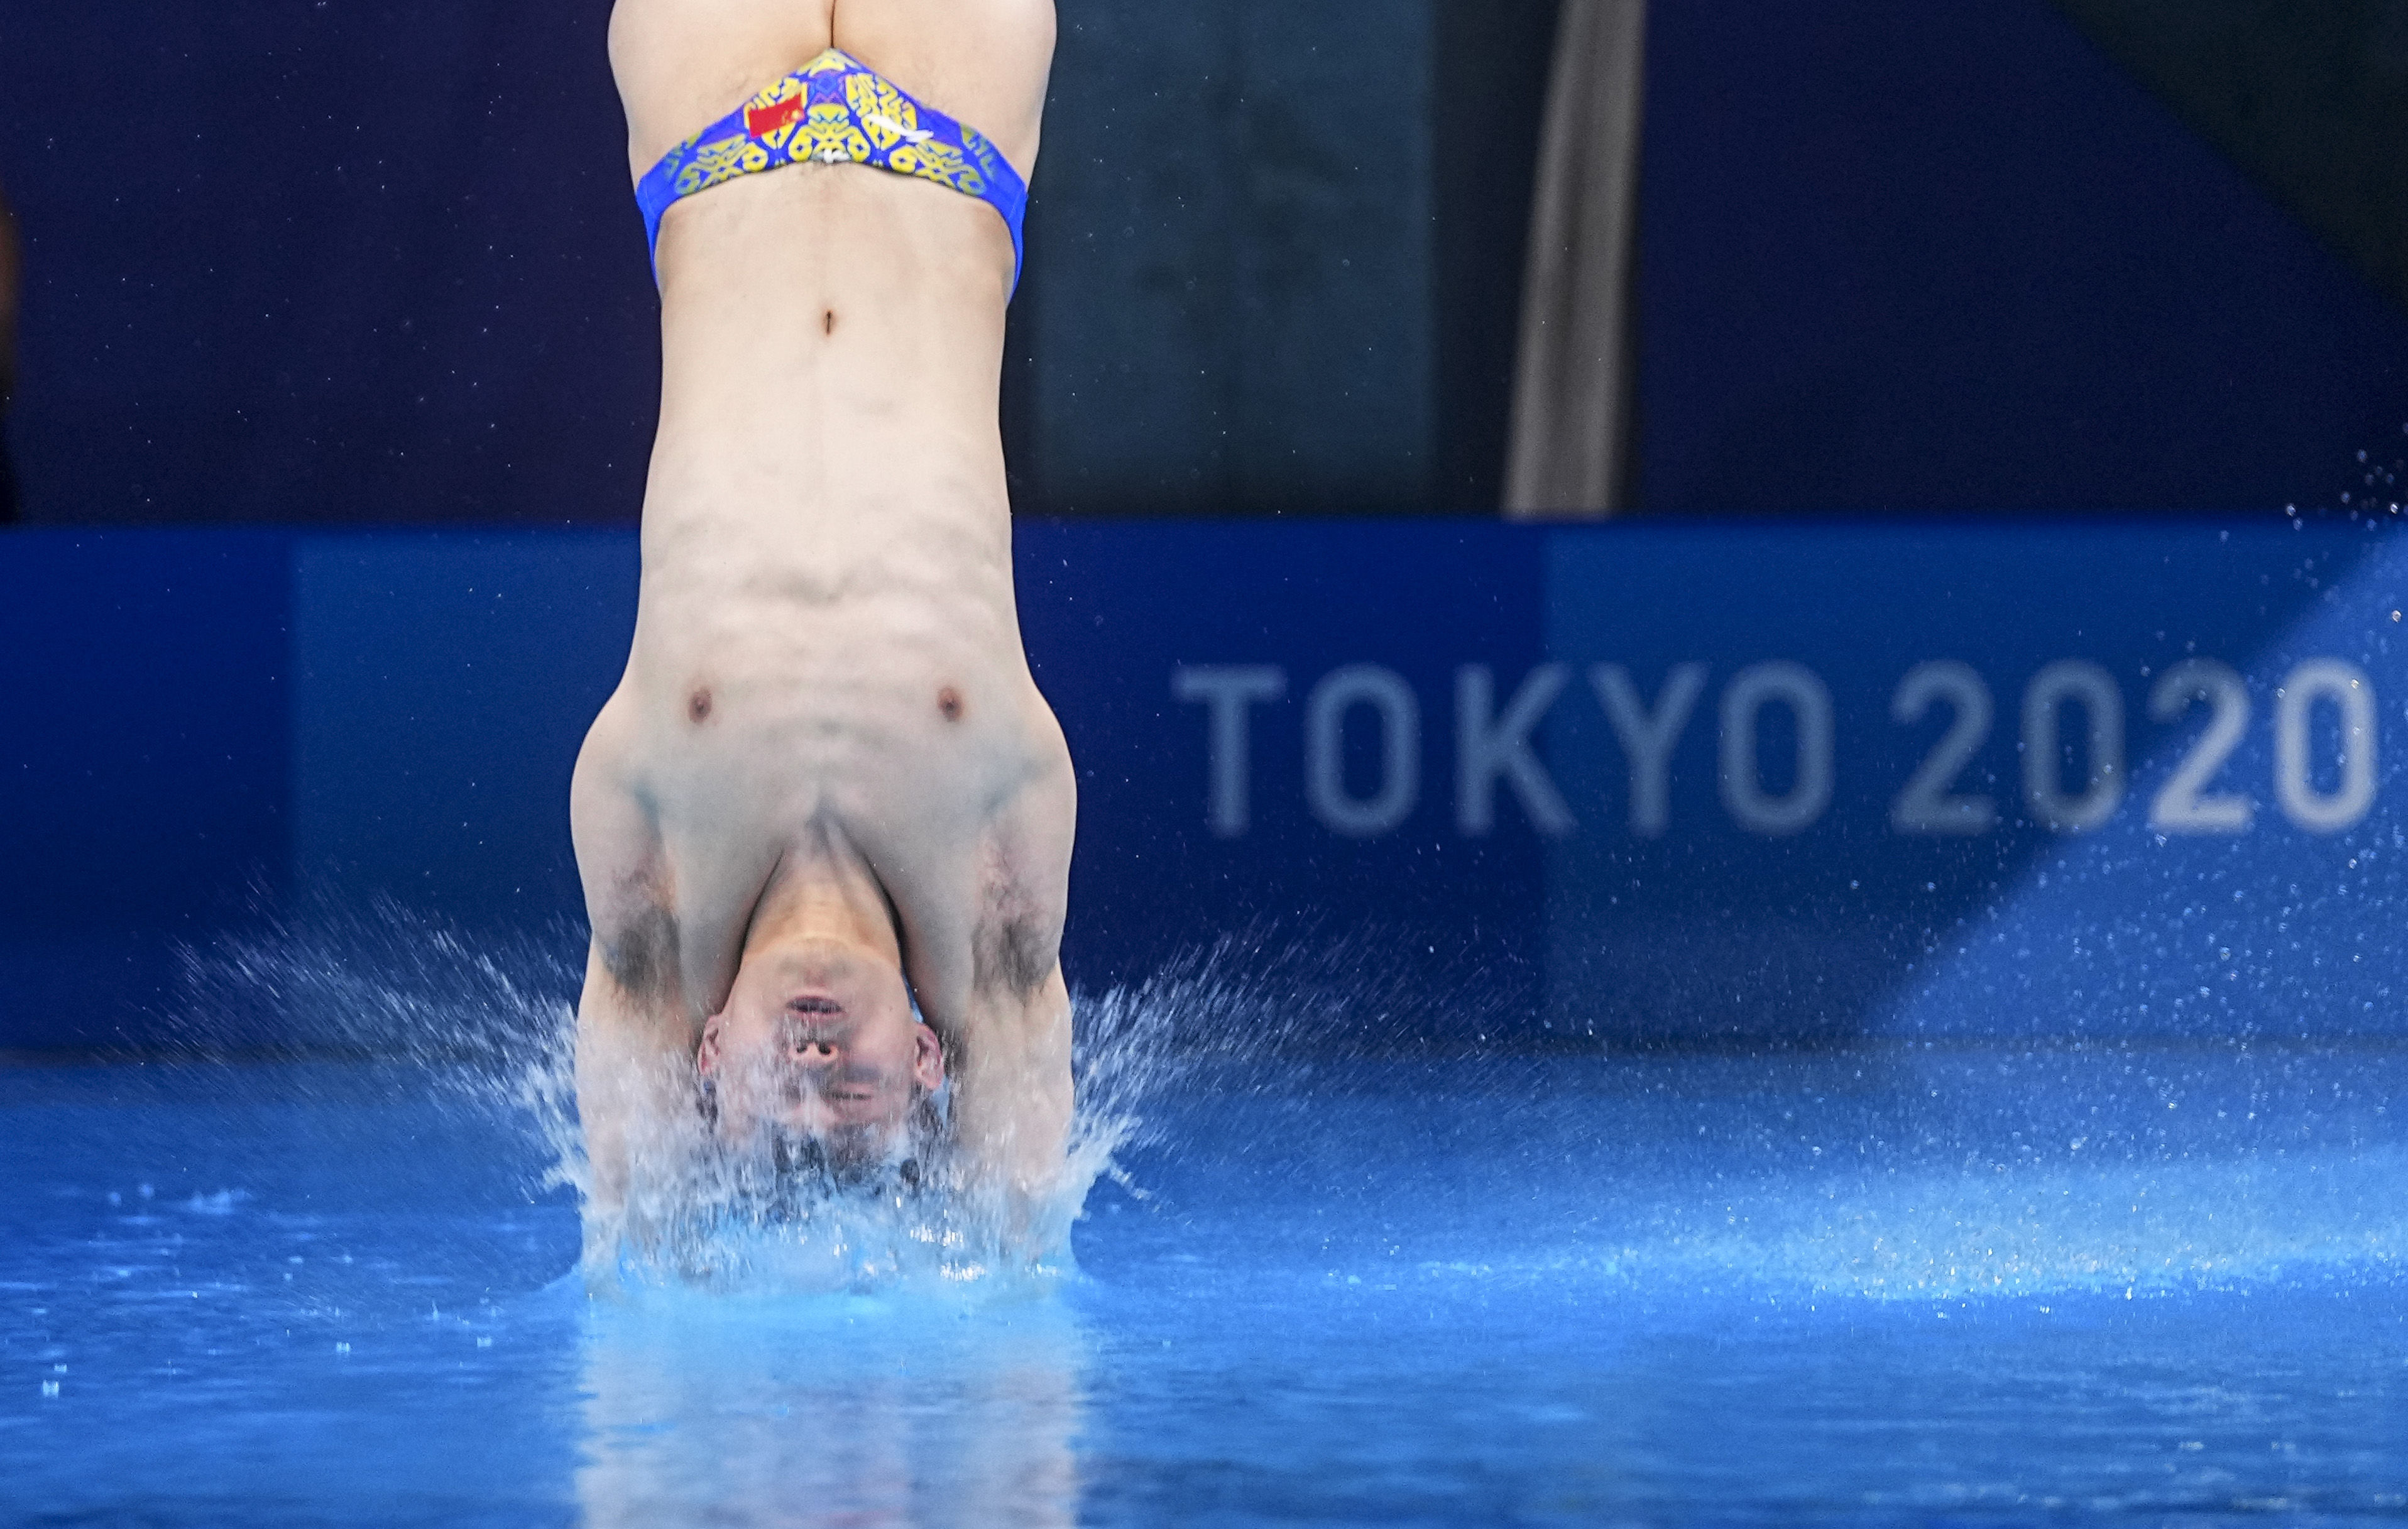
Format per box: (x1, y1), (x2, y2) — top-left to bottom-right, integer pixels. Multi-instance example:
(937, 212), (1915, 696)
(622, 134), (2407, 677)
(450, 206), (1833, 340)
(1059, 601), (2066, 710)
(696, 1009), (728, 1077)
(910, 1023), (945, 1090)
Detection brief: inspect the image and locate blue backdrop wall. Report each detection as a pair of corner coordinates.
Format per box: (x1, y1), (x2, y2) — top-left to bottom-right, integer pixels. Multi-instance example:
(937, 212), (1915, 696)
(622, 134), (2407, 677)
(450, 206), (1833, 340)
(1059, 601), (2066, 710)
(4, 520), (2403, 1053)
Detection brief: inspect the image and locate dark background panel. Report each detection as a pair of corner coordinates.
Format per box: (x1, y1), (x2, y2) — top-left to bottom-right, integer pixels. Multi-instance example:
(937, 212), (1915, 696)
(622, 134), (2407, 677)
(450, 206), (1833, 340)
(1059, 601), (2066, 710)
(2047, 0), (2408, 318)
(0, 1), (658, 527)
(3, 1), (2400, 525)
(1636, 0), (2408, 515)
(1431, 0), (1563, 510)
(1014, 1), (1445, 515)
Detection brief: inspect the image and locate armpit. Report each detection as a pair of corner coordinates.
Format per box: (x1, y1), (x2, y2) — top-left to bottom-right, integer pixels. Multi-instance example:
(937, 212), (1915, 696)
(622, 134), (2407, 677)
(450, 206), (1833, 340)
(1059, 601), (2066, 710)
(975, 913), (1056, 997)
(972, 850), (1061, 997)
(601, 897), (682, 1004)
(968, 784), (1070, 999)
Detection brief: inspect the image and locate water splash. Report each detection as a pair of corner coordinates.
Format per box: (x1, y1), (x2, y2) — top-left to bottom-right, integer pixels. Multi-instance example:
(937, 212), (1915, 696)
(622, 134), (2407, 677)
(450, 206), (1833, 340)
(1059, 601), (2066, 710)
(180, 901), (587, 1198)
(173, 904), (1360, 1298)
(172, 906), (2408, 1307)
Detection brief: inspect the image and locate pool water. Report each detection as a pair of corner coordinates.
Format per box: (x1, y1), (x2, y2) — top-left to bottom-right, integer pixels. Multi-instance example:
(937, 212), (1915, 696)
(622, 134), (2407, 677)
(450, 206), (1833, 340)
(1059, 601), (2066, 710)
(7, 1041), (2408, 1526)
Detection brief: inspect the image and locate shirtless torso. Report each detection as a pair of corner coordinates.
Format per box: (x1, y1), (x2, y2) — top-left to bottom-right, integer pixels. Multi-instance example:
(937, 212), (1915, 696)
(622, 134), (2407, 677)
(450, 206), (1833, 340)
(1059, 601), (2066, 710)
(572, 0), (1071, 1256)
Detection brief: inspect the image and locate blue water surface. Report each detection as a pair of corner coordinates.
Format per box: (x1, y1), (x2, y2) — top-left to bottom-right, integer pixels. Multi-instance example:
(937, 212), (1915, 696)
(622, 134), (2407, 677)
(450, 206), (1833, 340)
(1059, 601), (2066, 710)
(5, 1044), (2408, 1526)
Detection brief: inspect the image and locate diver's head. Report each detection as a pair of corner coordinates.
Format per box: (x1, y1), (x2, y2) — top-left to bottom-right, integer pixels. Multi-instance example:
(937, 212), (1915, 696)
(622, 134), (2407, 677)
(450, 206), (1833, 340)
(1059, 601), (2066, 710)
(696, 934), (943, 1168)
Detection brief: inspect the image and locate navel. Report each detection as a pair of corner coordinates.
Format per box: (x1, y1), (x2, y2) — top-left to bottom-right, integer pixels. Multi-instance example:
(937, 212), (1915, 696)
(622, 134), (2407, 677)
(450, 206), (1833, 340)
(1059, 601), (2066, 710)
(937, 686), (964, 722)
(823, 309), (838, 336)
(687, 687), (713, 725)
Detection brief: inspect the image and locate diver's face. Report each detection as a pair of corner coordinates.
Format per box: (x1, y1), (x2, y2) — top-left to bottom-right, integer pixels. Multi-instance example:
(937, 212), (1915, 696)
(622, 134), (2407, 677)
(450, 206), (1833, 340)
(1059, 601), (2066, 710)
(697, 939), (943, 1151)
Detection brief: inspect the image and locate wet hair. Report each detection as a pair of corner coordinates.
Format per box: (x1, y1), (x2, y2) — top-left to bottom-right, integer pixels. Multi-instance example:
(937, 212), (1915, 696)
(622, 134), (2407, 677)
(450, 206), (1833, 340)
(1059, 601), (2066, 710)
(770, 1128), (924, 1196)
(698, 1073), (949, 1208)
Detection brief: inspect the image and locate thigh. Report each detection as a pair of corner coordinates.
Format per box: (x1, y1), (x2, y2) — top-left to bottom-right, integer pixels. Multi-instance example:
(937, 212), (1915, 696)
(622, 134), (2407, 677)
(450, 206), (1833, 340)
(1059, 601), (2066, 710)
(833, 0), (1056, 171)
(611, 0), (1055, 177)
(611, 0), (838, 170)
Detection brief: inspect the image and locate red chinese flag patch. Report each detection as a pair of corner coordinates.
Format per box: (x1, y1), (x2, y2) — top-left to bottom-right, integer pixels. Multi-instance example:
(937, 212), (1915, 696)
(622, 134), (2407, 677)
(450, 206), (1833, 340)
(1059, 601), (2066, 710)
(745, 95), (806, 138)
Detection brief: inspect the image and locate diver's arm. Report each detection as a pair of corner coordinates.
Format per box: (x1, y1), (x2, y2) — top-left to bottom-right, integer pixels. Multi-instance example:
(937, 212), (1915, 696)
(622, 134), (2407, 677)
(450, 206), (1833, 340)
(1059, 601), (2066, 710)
(946, 963), (1075, 1249)
(574, 949), (645, 1246)
(569, 698), (701, 1267)
(574, 947), (699, 1268)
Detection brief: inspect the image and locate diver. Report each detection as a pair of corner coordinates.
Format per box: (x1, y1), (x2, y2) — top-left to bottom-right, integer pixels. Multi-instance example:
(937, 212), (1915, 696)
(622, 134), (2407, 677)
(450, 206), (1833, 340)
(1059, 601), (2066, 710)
(571, 0), (1073, 1263)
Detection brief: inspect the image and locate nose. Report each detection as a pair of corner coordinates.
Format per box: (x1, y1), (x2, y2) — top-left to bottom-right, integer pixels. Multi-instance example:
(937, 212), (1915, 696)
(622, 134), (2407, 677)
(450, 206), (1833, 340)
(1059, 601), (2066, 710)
(787, 1036), (840, 1068)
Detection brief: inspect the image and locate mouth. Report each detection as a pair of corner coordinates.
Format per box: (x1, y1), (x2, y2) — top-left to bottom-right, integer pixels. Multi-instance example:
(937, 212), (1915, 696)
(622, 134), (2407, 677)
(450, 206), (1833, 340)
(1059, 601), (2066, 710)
(786, 993), (843, 1016)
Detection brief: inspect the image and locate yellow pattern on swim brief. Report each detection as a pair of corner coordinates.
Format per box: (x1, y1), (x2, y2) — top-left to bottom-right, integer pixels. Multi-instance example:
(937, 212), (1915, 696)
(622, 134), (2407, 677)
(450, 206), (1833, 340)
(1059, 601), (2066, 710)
(845, 73), (985, 195)
(675, 134), (771, 197)
(802, 102), (870, 164)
